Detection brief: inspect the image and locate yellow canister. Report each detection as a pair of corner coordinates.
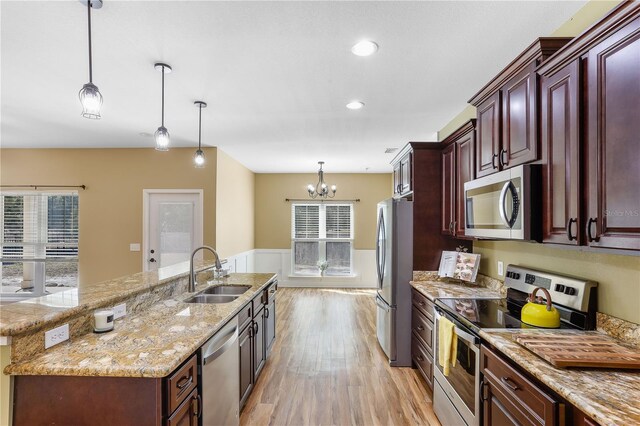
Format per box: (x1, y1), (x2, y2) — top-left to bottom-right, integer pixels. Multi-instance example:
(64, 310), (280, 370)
(521, 287), (561, 328)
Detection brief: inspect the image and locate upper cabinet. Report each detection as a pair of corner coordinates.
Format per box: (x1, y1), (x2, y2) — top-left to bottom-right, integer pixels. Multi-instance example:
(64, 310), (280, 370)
(391, 146), (414, 198)
(470, 38), (572, 178)
(441, 120), (476, 239)
(538, 2), (640, 251)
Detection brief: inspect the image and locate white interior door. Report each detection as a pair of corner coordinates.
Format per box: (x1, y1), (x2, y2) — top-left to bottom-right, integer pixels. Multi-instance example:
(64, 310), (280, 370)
(144, 191), (203, 272)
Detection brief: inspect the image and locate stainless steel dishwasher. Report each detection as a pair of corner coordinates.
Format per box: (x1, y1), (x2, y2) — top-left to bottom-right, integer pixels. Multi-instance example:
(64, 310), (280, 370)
(200, 317), (239, 426)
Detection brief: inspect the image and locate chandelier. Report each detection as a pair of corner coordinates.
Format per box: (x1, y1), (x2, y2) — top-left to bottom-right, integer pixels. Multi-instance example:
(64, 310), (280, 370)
(307, 161), (337, 199)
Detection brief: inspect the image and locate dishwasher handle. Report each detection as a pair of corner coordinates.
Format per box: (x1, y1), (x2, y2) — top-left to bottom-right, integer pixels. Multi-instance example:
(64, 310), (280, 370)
(202, 325), (238, 365)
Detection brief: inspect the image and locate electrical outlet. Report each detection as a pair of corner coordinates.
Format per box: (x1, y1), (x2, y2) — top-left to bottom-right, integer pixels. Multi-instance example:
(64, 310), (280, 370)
(497, 261), (504, 276)
(129, 243), (141, 252)
(113, 303), (127, 319)
(45, 324), (69, 349)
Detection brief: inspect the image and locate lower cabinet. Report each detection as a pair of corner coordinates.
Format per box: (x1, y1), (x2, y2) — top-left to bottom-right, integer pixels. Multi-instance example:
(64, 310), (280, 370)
(411, 289), (434, 389)
(166, 389), (200, 426)
(239, 281), (278, 411)
(481, 345), (563, 426)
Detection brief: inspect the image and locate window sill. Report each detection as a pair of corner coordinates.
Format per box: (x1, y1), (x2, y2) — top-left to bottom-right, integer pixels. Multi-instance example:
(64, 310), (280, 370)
(288, 274), (358, 279)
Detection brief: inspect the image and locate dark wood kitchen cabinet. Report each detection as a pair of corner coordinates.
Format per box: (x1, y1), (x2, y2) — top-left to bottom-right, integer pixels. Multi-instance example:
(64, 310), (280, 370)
(166, 389), (200, 426)
(238, 321), (254, 408)
(411, 289), (434, 389)
(585, 10), (640, 250)
(470, 38), (571, 178)
(481, 345), (563, 426)
(441, 120), (476, 238)
(441, 143), (456, 236)
(253, 299), (266, 379)
(536, 2), (640, 251)
(540, 59), (581, 245)
(265, 285), (277, 356)
(392, 148), (413, 197)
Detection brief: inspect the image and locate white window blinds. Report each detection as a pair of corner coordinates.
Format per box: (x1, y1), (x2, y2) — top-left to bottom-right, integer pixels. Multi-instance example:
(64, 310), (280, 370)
(0, 192), (79, 259)
(293, 205), (320, 239)
(326, 205), (352, 239)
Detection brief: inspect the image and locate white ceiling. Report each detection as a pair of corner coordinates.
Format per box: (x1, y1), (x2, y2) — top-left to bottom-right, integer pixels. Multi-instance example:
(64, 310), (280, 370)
(1, 1), (586, 173)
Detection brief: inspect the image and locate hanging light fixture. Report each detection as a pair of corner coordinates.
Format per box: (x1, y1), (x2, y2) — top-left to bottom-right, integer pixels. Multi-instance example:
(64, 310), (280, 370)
(308, 161), (337, 199)
(78, 0), (103, 119)
(193, 101), (207, 168)
(154, 63), (172, 151)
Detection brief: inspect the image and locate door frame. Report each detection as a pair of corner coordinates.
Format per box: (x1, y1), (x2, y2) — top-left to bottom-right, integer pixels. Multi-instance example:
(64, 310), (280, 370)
(142, 189), (204, 272)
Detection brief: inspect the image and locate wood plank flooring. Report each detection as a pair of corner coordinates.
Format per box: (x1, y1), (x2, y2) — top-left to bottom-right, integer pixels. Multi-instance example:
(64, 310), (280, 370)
(240, 288), (441, 426)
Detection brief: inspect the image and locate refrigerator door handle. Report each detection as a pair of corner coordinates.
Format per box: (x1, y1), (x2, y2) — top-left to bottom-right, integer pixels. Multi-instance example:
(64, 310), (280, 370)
(376, 208), (386, 289)
(375, 295), (390, 312)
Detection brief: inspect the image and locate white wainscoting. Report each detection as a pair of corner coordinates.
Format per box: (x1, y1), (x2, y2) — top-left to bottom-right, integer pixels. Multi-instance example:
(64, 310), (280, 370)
(224, 249), (377, 288)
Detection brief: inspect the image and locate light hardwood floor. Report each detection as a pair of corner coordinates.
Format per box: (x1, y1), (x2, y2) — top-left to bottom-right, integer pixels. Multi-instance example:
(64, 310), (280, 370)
(240, 288), (441, 426)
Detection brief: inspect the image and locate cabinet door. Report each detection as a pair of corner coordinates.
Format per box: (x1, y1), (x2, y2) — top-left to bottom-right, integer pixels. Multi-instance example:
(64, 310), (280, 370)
(393, 162), (401, 195)
(482, 381), (519, 426)
(501, 65), (538, 168)
(265, 300), (276, 356)
(239, 324), (253, 409)
(441, 144), (456, 236)
(167, 389), (199, 426)
(400, 153), (412, 194)
(586, 16), (640, 250)
(476, 92), (501, 178)
(455, 131), (474, 237)
(541, 60), (581, 245)
(253, 310), (266, 381)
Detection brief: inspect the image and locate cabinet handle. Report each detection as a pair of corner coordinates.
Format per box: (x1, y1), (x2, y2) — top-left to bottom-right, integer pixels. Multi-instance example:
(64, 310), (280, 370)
(254, 322), (259, 335)
(264, 307), (269, 319)
(500, 376), (519, 392)
(480, 379), (489, 402)
(149, 258), (156, 263)
(416, 325), (424, 331)
(193, 394), (202, 418)
(586, 217), (597, 242)
(418, 301), (425, 307)
(452, 221), (457, 236)
(416, 354), (424, 362)
(176, 375), (193, 390)
(492, 154), (498, 169)
(499, 149), (508, 167)
(566, 218), (577, 241)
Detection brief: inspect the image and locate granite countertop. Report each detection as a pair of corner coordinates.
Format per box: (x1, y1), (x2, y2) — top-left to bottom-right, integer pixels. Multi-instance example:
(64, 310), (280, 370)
(481, 329), (640, 426)
(4, 273), (276, 378)
(410, 279), (502, 301)
(0, 260), (217, 337)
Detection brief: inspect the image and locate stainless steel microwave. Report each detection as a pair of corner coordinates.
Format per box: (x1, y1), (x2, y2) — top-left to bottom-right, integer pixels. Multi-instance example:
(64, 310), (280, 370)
(464, 165), (541, 241)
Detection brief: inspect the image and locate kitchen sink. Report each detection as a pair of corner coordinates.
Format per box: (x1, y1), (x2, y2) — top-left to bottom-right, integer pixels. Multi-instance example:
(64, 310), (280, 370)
(202, 285), (251, 295)
(185, 294), (240, 304)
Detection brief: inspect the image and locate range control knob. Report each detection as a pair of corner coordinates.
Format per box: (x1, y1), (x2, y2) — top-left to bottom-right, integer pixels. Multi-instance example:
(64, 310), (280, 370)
(555, 284), (565, 293)
(564, 286), (576, 296)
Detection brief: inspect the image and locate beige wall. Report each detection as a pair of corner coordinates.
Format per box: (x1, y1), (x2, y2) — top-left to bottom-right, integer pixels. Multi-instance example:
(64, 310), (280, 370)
(436, 0), (639, 323)
(255, 173), (392, 250)
(0, 346), (10, 426)
(215, 150), (255, 258)
(0, 148), (217, 286)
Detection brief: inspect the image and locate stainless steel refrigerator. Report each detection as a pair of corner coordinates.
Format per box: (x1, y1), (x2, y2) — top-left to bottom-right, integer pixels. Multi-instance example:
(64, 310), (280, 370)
(375, 198), (413, 366)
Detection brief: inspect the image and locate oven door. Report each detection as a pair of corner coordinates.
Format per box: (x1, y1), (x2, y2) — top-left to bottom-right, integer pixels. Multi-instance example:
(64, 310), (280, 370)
(464, 166), (524, 240)
(433, 309), (480, 426)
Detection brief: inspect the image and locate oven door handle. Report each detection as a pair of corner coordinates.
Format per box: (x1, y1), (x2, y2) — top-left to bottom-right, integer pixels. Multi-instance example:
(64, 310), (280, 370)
(435, 309), (479, 346)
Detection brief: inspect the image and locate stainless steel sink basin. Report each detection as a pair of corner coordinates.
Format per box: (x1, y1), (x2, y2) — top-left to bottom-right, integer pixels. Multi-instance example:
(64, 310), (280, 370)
(185, 294), (240, 304)
(202, 285), (251, 295)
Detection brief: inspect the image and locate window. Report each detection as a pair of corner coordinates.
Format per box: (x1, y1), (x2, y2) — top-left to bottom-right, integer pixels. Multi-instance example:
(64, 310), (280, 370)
(291, 203), (353, 276)
(1, 192), (79, 297)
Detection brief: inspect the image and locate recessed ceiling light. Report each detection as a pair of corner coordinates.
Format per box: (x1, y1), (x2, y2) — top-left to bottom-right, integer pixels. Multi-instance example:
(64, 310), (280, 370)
(351, 40), (378, 57)
(346, 101), (364, 110)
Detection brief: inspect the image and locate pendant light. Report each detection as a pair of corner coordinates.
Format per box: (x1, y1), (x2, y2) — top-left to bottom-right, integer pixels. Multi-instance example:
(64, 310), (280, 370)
(193, 101), (207, 168)
(78, 0), (103, 119)
(307, 161), (337, 199)
(154, 63), (172, 151)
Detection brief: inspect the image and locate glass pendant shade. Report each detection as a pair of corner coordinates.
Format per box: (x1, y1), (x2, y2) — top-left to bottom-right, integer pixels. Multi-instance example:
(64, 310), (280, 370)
(194, 149), (205, 168)
(154, 126), (170, 151)
(79, 82), (102, 119)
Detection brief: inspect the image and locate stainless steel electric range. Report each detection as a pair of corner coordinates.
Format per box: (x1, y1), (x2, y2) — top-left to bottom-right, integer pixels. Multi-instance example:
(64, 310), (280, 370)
(432, 265), (598, 426)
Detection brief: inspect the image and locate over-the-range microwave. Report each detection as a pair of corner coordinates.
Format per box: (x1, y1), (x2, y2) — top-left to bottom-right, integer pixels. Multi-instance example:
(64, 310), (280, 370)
(464, 164), (541, 241)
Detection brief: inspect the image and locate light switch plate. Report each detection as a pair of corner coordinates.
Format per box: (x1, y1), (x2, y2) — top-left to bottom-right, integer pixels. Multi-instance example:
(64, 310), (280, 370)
(497, 261), (504, 276)
(45, 323), (69, 349)
(129, 243), (141, 252)
(113, 303), (127, 319)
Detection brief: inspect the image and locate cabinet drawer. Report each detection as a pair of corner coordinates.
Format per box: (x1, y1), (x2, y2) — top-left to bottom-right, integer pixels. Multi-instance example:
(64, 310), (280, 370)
(167, 388), (199, 426)
(412, 306), (434, 354)
(412, 336), (433, 389)
(238, 302), (253, 331)
(166, 355), (198, 415)
(482, 346), (560, 425)
(253, 293), (265, 317)
(411, 289), (434, 322)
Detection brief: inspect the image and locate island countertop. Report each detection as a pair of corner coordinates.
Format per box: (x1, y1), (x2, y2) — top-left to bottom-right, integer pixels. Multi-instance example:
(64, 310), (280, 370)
(481, 329), (640, 426)
(4, 273), (276, 378)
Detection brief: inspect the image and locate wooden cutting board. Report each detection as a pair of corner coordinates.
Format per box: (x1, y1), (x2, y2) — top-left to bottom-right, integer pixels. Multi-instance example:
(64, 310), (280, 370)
(514, 333), (640, 369)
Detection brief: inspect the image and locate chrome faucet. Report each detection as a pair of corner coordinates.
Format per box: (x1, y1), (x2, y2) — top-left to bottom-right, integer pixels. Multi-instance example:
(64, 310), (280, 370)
(189, 246), (223, 292)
